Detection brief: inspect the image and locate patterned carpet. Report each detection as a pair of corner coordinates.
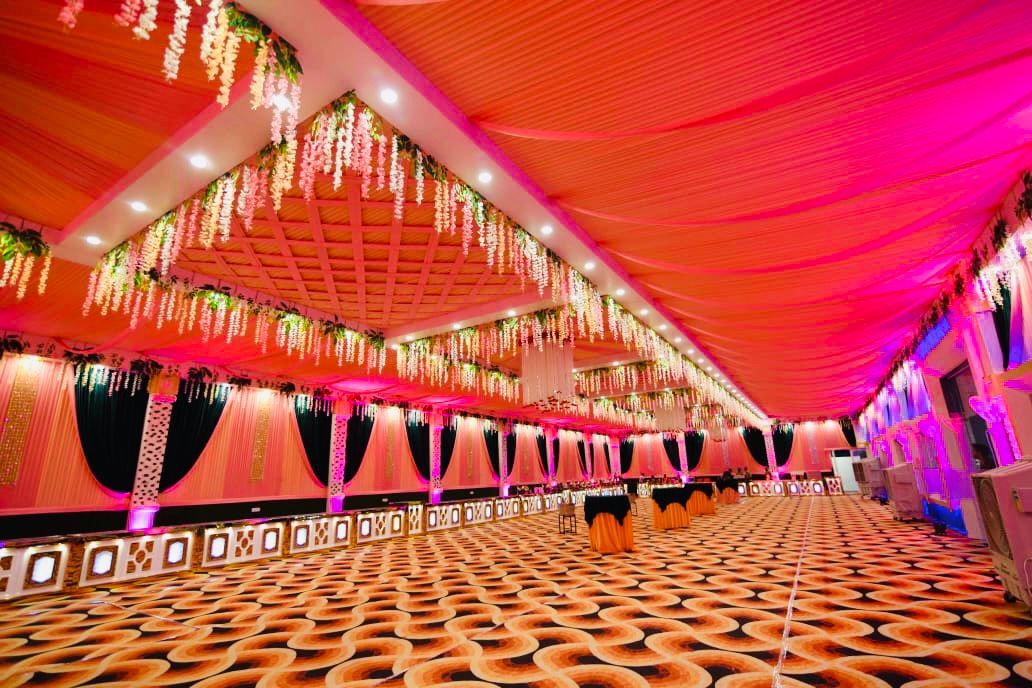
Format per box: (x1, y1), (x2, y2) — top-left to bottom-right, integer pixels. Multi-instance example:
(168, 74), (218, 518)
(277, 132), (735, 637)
(1, 496), (1030, 687)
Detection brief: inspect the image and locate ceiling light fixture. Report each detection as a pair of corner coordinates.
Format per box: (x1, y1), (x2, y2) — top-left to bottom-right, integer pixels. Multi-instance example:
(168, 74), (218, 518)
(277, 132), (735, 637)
(404, 335), (413, 342)
(639, 308), (649, 316)
(611, 361), (620, 367)
(271, 93), (291, 111)
(674, 337), (682, 343)
(452, 323), (461, 330)
(658, 324), (667, 330)
(477, 170), (492, 184)
(615, 288), (625, 296)
(506, 309), (517, 317)
(540, 224), (553, 236)
(85, 235), (102, 246)
(129, 200), (148, 212)
(380, 87), (399, 104)
(189, 153), (210, 169)
(584, 261), (595, 271)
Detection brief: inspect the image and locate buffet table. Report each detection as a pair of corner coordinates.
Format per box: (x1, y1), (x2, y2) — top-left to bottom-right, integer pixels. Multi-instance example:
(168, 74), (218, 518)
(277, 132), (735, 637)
(583, 495), (634, 553)
(650, 487), (692, 530)
(714, 478), (740, 504)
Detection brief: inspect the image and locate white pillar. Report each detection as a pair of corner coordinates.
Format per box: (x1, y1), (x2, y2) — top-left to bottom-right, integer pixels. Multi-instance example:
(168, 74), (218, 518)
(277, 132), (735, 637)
(327, 399), (352, 513)
(762, 428), (779, 479)
(127, 374), (179, 531)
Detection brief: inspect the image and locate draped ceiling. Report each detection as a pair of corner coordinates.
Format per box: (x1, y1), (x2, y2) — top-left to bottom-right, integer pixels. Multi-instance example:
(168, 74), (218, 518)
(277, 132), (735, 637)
(1, 0), (1030, 420)
(356, 0), (1032, 416)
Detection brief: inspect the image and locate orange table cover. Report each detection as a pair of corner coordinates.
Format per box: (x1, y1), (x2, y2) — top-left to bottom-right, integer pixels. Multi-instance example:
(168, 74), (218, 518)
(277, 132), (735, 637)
(688, 491), (716, 516)
(720, 487), (740, 505)
(588, 513), (634, 553)
(652, 501), (691, 530)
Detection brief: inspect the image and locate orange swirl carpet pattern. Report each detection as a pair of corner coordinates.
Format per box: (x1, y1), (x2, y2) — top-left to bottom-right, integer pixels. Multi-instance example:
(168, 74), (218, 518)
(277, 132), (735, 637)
(1, 496), (1030, 687)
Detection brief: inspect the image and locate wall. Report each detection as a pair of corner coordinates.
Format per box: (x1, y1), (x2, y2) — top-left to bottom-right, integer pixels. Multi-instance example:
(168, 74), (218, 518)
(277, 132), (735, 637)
(784, 421), (845, 475)
(0, 356), (121, 515)
(441, 416), (494, 490)
(161, 387), (323, 505)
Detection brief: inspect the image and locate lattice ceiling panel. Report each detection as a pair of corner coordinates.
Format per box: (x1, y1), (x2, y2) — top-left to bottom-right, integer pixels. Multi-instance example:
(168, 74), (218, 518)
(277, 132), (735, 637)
(176, 171), (527, 331)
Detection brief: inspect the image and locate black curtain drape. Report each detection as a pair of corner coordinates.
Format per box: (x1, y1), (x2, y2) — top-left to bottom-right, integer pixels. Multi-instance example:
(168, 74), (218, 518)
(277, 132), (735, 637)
(408, 421), (431, 482)
(576, 438), (588, 476)
(662, 436), (681, 472)
(160, 382), (228, 490)
(74, 375), (150, 494)
(619, 439), (634, 474)
(484, 427), (500, 479)
(684, 431), (705, 471)
(773, 426), (795, 467)
(742, 427), (768, 469)
(551, 437), (559, 477)
(992, 285), (1011, 370)
(292, 401), (332, 488)
(344, 413), (375, 483)
(602, 441), (610, 473)
(505, 431), (517, 477)
(839, 417), (857, 448)
(535, 434), (548, 478)
(440, 424), (457, 480)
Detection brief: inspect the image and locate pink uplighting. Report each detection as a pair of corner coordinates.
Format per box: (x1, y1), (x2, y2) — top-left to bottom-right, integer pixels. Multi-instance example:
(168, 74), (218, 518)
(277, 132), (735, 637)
(127, 506), (158, 532)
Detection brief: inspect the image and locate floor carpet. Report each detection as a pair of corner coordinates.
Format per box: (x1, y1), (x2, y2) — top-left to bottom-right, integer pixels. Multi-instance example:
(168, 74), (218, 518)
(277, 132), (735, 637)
(0, 496), (1030, 687)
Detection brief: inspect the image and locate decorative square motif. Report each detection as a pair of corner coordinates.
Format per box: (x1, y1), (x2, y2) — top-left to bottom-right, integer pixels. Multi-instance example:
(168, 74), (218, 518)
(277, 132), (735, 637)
(24, 551), (61, 589)
(85, 545), (118, 580)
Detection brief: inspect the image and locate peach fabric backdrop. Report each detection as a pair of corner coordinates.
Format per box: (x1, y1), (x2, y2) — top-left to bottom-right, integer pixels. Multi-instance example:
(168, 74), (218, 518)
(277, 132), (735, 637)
(0, 355), (122, 514)
(592, 436), (611, 479)
(555, 430), (584, 482)
(511, 427), (545, 485)
(160, 387), (322, 505)
(784, 422), (846, 474)
(346, 406), (424, 495)
(442, 417), (494, 489)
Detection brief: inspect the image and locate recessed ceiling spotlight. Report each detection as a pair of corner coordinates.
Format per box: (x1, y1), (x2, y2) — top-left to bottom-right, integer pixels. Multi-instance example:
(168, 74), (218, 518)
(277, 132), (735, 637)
(380, 87), (399, 104)
(85, 235), (103, 246)
(452, 323), (461, 330)
(189, 154), (210, 170)
(129, 200), (148, 212)
(706, 366), (713, 371)
(674, 337), (682, 343)
(615, 288), (626, 296)
(390, 344), (400, 350)
(506, 309), (517, 317)
(639, 308), (649, 316)
(541, 224), (554, 236)
(572, 368), (578, 373)
(697, 358), (705, 364)
(404, 335), (413, 342)
(687, 348), (694, 354)
(477, 170), (493, 184)
(271, 93), (291, 111)
(658, 324), (667, 330)
(584, 261), (596, 271)
(611, 361), (620, 367)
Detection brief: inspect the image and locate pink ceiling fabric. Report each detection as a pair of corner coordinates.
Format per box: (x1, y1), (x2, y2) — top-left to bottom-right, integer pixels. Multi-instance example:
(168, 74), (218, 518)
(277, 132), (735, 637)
(356, 0), (1032, 417)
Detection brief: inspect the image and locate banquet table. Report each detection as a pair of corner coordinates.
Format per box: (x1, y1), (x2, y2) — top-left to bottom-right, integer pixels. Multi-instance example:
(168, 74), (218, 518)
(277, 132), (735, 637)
(650, 487), (691, 530)
(684, 483), (717, 515)
(583, 495), (634, 553)
(714, 478), (741, 504)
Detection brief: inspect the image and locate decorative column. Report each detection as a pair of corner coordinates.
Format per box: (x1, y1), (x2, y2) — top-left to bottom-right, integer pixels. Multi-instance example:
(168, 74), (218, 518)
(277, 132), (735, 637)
(429, 410), (444, 504)
(327, 399), (352, 513)
(969, 395), (1021, 466)
(127, 373), (179, 531)
(584, 433), (593, 478)
(675, 432), (689, 482)
(546, 427), (558, 485)
(499, 427), (509, 497)
(762, 428), (779, 479)
(609, 435), (620, 478)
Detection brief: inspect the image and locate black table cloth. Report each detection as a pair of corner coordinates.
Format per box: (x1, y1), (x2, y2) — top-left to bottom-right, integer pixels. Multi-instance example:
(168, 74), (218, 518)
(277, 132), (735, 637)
(714, 478), (740, 492)
(650, 486), (691, 512)
(583, 495), (632, 526)
(684, 482), (715, 498)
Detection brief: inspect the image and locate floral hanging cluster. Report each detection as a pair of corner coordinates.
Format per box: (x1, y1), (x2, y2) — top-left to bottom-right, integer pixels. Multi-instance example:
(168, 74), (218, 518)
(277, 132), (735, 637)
(0, 224), (52, 301)
(974, 220), (1031, 310)
(58, 1), (303, 144)
(84, 247), (386, 371)
(583, 396), (656, 432)
(576, 361), (758, 427)
(607, 388), (701, 414)
(394, 340), (520, 404)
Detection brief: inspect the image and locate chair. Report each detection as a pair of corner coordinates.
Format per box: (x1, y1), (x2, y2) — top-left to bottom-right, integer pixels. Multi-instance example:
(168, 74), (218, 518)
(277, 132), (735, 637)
(558, 502), (577, 534)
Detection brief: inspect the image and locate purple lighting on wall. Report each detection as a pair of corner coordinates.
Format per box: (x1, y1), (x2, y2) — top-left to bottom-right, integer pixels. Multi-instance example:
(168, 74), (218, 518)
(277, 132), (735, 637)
(127, 505), (158, 531)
